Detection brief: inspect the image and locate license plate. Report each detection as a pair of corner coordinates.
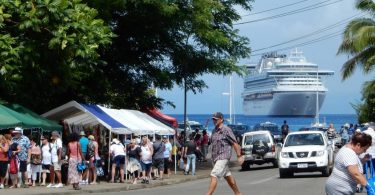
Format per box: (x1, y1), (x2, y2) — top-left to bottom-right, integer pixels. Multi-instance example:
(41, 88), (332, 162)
(297, 163), (308, 168)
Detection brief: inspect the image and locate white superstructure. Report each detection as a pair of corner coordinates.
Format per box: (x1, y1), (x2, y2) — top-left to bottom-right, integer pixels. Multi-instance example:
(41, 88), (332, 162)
(242, 49), (334, 116)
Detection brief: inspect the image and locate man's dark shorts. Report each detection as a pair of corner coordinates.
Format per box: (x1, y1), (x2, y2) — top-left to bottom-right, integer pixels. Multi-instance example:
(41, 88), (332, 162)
(42, 164), (50, 171)
(19, 160), (27, 172)
(164, 158), (171, 170)
(140, 161), (152, 172)
(113, 155), (125, 168)
(0, 161), (8, 177)
(153, 158), (164, 171)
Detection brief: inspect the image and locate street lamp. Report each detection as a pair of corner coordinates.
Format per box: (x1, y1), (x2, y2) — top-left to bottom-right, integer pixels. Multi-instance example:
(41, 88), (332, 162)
(222, 75), (234, 124)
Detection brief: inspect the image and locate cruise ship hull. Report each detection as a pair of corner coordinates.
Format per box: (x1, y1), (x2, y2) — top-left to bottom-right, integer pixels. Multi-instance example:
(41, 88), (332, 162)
(243, 91), (325, 116)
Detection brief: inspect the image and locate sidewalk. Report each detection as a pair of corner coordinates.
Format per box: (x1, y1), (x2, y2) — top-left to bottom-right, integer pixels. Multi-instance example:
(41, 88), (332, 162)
(0, 161), (220, 195)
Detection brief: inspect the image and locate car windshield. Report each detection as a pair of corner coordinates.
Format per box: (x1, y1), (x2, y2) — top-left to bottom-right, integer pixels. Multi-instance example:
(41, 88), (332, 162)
(228, 125), (249, 131)
(190, 124), (204, 130)
(253, 123), (280, 134)
(284, 133), (324, 147)
(244, 134), (270, 145)
(178, 123), (204, 130)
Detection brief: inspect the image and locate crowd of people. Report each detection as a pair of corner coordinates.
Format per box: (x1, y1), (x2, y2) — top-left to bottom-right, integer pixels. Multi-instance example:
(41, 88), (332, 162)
(0, 128), (105, 190)
(0, 123), (214, 191)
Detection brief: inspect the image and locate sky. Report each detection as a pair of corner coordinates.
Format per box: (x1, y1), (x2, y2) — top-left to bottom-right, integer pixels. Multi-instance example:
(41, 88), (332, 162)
(159, 0), (374, 115)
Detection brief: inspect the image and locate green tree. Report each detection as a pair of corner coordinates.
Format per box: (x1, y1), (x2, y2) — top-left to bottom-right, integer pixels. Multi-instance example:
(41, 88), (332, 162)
(0, 0), (113, 113)
(352, 80), (375, 123)
(337, 0), (375, 122)
(83, 0), (252, 110)
(1, 0), (252, 113)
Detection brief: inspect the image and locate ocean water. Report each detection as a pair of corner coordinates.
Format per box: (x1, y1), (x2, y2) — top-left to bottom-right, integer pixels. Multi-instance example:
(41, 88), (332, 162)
(169, 114), (358, 132)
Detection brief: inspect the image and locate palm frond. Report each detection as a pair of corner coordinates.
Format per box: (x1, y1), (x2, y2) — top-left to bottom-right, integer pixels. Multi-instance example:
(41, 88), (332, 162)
(356, 0), (375, 15)
(362, 79), (375, 99)
(341, 47), (375, 80)
(352, 25), (375, 51)
(338, 18), (375, 54)
(363, 55), (375, 73)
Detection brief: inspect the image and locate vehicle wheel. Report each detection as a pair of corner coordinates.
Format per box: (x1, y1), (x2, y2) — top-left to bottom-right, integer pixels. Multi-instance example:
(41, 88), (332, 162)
(322, 166), (330, 177)
(241, 162), (250, 171)
(272, 160), (278, 168)
(279, 169), (292, 178)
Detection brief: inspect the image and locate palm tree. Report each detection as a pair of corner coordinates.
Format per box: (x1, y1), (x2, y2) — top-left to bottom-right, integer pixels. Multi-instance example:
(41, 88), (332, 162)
(337, 0), (375, 80)
(338, 0), (375, 122)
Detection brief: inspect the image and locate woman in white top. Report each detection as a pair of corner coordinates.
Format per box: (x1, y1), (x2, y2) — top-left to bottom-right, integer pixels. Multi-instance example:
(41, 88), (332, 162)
(326, 133), (373, 195)
(140, 136), (153, 184)
(40, 136), (52, 186)
(109, 139), (126, 183)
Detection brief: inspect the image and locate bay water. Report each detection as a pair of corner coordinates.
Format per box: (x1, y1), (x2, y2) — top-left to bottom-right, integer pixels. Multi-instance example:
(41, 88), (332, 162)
(169, 114), (357, 132)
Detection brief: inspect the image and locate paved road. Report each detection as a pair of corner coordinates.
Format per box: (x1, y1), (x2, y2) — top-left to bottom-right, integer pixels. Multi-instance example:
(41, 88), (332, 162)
(92, 164), (353, 195)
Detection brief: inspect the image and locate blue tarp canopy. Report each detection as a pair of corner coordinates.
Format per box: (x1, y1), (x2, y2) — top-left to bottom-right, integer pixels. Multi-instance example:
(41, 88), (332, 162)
(42, 101), (130, 134)
(42, 101), (175, 135)
(80, 104), (126, 130)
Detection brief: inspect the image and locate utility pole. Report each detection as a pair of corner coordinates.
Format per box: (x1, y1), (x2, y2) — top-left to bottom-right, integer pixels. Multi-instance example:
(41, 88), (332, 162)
(183, 77), (187, 142)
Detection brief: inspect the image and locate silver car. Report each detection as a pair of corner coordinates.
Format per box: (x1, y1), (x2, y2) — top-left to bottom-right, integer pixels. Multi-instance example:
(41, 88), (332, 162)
(241, 130), (280, 170)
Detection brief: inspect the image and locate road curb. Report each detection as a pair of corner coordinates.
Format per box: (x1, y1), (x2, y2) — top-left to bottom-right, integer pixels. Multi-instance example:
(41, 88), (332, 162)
(28, 173), (211, 195)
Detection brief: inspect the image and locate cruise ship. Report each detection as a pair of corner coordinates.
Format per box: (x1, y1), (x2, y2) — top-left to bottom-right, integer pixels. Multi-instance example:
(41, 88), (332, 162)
(242, 49), (334, 116)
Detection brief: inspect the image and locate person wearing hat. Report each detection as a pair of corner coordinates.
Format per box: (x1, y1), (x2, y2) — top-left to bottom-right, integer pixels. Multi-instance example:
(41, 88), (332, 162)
(50, 131), (63, 188)
(206, 112), (243, 195)
(79, 131), (89, 185)
(11, 127), (31, 188)
(87, 135), (99, 184)
(109, 138), (126, 183)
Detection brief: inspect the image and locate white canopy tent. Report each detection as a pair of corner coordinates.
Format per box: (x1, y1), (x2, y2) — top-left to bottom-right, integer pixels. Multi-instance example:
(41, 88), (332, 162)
(97, 105), (175, 135)
(43, 100), (177, 176)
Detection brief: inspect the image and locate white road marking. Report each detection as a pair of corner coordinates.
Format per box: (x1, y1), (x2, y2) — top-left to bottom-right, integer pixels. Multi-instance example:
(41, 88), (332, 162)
(248, 175), (278, 185)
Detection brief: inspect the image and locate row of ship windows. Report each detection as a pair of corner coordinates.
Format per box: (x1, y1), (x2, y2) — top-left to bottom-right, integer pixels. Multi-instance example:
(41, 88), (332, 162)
(245, 83), (321, 89)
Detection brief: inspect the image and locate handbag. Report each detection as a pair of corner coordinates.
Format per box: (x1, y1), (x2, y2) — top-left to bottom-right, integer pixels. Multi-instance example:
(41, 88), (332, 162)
(9, 156), (18, 174)
(95, 158), (103, 168)
(77, 161), (86, 172)
(96, 166), (104, 176)
(365, 160), (375, 195)
(31, 154), (41, 165)
(76, 142), (87, 172)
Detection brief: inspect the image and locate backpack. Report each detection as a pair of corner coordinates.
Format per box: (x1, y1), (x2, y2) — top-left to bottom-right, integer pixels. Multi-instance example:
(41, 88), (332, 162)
(61, 144), (67, 159)
(8, 143), (18, 159)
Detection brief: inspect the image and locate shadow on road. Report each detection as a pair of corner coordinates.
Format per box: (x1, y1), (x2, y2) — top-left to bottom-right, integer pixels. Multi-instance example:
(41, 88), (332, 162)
(280, 173), (325, 179)
(239, 165), (277, 172)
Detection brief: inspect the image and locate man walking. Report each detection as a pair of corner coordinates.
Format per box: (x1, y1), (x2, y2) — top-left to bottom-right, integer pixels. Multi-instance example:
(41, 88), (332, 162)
(206, 112), (243, 195)
(152, 134), (165, 180)
(50, 131), (63, 188)
(79, 131), (89, 185)
(281, 120), (289, 143)
(11, 127), (30, 188)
